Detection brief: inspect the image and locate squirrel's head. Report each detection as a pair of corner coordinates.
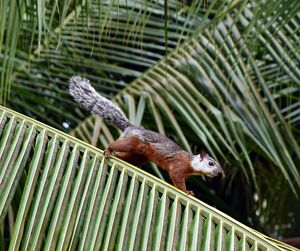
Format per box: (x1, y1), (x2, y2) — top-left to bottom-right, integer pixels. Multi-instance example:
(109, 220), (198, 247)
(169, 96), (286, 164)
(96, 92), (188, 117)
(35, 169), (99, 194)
(191, 150), (224, 178)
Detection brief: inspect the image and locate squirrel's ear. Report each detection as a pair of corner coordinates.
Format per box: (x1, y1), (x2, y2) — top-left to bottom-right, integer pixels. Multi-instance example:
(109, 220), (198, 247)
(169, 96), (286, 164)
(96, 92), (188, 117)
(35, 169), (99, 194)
(199, 150), (207, 160)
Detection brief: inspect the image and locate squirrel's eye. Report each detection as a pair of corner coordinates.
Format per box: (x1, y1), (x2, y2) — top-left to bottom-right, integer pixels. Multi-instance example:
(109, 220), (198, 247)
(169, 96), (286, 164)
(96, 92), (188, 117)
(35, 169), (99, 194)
(208, 161), (214, 166)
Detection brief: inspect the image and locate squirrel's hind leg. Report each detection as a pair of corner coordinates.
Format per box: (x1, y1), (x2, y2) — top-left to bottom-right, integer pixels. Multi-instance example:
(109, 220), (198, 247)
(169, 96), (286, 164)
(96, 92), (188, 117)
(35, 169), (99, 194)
(104, 136), (140, 159)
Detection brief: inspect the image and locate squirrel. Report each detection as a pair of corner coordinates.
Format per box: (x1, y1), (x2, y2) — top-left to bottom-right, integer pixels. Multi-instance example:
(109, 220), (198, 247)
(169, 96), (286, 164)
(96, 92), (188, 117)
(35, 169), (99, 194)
(69, 75), (224, 195)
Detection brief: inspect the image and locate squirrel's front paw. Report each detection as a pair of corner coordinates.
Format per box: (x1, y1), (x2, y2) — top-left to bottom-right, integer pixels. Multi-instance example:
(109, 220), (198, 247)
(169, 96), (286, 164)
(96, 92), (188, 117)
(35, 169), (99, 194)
(104, 148), (112, 159)
(187, 190), (195, 196)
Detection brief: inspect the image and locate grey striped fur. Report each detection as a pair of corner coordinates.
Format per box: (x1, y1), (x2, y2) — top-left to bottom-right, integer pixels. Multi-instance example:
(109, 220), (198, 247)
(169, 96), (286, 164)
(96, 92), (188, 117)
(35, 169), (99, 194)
(69, 75), (131, 131)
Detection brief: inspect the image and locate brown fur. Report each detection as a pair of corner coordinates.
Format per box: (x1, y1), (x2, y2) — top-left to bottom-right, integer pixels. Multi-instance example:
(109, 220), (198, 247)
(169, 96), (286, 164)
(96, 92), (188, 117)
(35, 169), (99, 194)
(104, 134), (194, 194)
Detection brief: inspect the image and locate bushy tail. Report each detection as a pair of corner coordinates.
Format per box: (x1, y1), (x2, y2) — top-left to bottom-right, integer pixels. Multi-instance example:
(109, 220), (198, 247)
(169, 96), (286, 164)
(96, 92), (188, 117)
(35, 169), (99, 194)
(69, 75), (131, 131)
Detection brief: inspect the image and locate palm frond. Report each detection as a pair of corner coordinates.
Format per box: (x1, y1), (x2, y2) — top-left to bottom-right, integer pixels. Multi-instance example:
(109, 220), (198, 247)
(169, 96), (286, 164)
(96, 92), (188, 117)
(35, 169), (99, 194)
(0, 105), (295, 250)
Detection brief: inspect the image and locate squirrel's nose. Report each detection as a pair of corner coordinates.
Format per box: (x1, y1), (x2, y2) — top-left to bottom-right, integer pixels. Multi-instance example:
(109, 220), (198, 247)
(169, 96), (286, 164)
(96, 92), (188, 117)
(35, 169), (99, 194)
(219, 169), (225, 178)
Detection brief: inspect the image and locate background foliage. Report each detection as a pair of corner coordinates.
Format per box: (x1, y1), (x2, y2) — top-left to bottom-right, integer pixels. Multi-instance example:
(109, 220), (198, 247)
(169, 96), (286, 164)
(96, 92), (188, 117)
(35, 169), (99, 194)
(1, 0), (300, 244)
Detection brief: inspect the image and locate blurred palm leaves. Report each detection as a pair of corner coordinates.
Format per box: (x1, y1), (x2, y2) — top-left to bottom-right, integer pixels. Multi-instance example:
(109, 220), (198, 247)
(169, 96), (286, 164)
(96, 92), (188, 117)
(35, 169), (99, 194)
(1, 0), (300, 239)
(2, 0), (238, 128)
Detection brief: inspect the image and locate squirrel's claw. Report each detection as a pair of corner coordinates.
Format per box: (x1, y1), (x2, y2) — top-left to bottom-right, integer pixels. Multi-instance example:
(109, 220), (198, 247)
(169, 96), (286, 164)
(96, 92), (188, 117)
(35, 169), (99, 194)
(187, 190), (195, 196)
(104, 148), (112, 159)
